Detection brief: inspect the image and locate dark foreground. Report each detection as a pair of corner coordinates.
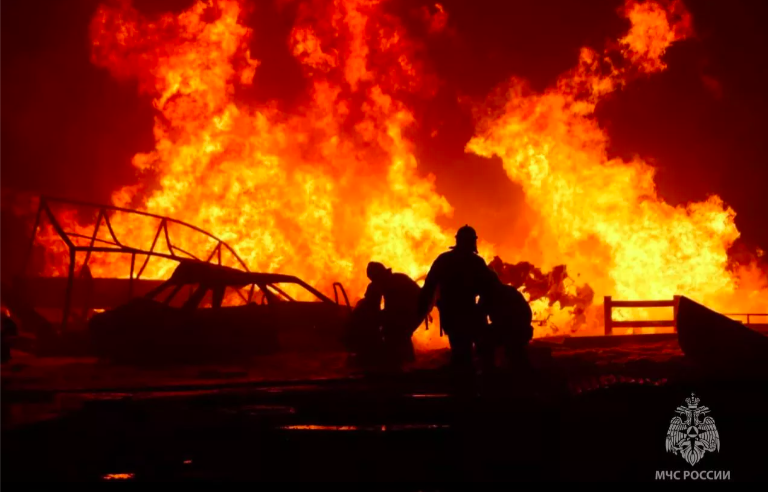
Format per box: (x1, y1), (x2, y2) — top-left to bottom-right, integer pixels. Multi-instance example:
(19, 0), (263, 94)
(2, 341), (767, 482)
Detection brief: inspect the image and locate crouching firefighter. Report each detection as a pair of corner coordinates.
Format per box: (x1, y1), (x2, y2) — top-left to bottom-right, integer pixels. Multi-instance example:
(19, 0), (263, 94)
(480, 279), (534, 370)
(345, 291), (384, 367)
(346, 262), (423, 368)
(364, 262), (423, 367)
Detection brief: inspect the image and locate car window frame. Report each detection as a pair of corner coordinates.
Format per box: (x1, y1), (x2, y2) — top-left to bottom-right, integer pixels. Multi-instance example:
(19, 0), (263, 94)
(145, 274), (334, 310)
(261, 281), (328, 304)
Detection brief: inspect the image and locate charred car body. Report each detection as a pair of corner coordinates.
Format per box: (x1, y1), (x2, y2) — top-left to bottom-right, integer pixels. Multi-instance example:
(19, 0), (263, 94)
(89, 260), (352, 364)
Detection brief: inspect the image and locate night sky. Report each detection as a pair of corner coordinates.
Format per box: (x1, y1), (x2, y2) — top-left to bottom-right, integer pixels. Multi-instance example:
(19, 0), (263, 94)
(2, 0), (767, 272)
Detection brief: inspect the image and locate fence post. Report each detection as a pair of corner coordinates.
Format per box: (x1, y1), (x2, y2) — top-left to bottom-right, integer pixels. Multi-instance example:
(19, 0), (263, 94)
(604, 296), (612, 335)
(128, 253), (136, 300)
(673, 295), (680, 332)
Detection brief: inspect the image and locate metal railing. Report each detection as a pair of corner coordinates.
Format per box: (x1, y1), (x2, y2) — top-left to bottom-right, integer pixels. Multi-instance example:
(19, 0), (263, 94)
(24, 196), (249, 329)
(720, 313), (768, 326)
(604, 295), (680, 335)
(604, 295), (767, 335)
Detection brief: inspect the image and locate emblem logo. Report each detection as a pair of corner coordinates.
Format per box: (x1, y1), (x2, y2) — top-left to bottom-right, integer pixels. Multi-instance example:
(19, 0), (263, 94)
(665, 393), (720, 466)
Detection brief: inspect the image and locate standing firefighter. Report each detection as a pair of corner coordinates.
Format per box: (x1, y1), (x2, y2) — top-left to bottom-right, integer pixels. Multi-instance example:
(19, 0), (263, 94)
(363, 262), (423, 366)
(417, 225), (498, 371)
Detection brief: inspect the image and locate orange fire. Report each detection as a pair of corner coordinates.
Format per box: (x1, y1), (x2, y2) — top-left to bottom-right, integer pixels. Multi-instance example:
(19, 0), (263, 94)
(81, 0), (453, 293)
(467, 0), (768, 334)
(31, 0), (767, 344)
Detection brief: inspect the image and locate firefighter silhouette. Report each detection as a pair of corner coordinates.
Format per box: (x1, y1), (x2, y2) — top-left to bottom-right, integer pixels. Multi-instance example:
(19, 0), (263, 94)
(363, 261), (422, 366)
(418, 225), (498, 371)
(480, 280), (534, 370)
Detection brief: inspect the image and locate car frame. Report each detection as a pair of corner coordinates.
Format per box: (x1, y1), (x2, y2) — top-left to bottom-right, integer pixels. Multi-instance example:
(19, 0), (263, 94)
(88, 260), (352, 364)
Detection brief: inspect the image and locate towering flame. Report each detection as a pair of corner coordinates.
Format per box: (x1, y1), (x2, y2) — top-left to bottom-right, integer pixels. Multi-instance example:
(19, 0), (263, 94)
(29, 0), (767, 342)
(85, 0), (452, 297)
(467, 0), (767, 333)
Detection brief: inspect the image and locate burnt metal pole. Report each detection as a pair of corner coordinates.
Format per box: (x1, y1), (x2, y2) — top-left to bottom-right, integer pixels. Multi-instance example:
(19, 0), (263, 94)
(80, 209), (104, 275)
(23, 200), (44, 276)
(136, 219), (164, 279)
(129, 252), (136, 299)
(62, 246), (76, 332)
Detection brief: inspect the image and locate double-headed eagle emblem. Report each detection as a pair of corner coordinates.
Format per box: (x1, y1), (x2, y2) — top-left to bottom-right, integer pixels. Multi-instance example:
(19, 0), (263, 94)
(665, 393), (720, 466)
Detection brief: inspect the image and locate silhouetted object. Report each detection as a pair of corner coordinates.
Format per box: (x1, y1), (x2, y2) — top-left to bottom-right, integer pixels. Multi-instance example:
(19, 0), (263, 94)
(480, 281), (533, 370)
(363, 261), (422, 367)
(21, 196), (250, 333)
(345, 294), (385, 368)
(89, 260), (351, 364)
(489, 256), (594, 331)
(489, 256), (569, 304)
(0, 278), (56, 348)
(568, 284), (594, 327)
(78, 264), (96, 325)
(488, 257), (531, 289)
(676, 296), (768, 377)
(2, 313), (18, 362)
(418, 225), (498, 371)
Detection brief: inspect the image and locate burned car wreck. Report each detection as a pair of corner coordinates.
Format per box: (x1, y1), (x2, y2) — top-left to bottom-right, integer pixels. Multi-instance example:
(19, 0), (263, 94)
(89, 260), (352, 364)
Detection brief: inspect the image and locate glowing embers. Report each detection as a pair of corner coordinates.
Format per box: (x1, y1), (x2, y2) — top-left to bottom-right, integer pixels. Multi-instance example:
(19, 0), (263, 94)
(102, 472), (135, 480)
(279, 424), (451, 431)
